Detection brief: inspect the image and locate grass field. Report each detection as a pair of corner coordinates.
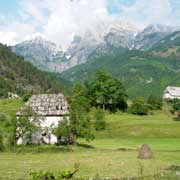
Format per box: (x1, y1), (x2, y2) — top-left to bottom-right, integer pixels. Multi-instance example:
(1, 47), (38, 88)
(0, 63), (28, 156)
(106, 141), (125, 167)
(1, 139), (180, 179)
(0, 99), (24, 118)
(0, 99), (180, 179)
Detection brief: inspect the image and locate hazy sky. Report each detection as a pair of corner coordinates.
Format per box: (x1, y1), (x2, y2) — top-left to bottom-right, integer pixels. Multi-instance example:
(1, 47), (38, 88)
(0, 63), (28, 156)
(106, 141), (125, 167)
(0, 0), (179, 48)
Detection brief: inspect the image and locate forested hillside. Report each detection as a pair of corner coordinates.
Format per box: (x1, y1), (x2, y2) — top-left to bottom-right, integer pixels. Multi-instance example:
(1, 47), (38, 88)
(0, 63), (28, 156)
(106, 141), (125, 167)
(62, 32), (180, 98)
(0, 44), (68, 97)
(151, 31), (180, 58)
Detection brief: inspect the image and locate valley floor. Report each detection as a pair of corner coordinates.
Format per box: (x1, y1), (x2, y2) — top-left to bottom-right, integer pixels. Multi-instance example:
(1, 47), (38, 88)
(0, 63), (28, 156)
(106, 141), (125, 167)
(0, 99), (180, 179)
(0, 138), (180, 179)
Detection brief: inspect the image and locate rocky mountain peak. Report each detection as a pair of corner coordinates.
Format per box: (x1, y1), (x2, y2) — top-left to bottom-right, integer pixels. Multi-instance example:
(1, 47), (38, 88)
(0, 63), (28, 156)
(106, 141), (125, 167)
(11, 23), (178, 73)
(142, 24), (173, 35)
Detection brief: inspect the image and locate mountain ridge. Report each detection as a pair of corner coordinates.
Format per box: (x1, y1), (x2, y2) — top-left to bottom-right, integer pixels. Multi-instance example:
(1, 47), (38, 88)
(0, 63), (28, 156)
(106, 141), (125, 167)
(61, 30), (180, 97)
(11, 23), (176, 73)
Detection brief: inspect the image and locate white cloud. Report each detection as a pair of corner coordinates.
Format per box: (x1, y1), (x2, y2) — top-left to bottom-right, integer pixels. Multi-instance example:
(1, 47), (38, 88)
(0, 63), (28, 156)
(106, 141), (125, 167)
(0, 31), (17, 45)
(0, 22), (37, 45)
(112, 0), (178, 27)
(1, 0), (110, 49)
(42, 0), (110, 49)
(0, 0), (179, 48)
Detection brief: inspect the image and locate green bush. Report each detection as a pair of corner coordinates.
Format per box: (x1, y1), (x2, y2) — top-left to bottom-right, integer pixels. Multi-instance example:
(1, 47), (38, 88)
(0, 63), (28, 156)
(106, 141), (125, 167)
(130, 99), (149, 115)
(147, 95), (163, 110)
(22, 92), (32, 102)
(171, 98), (180, 112)
(93, 108), (106, 131)
(0, 113), (7, 123)
(29, 171), (54, 180)
(28, 163), (80, 180)
(53, 118), (75, 145)
(0, 133), (4, 151)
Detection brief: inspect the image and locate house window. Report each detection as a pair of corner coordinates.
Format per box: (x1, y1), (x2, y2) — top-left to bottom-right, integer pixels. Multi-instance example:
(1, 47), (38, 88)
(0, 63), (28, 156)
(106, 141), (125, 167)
(56, 106), (59, 110)
(42, 132), (47, 137)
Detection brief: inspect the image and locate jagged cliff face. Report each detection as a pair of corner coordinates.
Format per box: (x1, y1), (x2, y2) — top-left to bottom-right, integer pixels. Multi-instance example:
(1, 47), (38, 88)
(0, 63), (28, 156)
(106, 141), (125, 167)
(133, 24), (175, 50)
(11, 23), (177, 73)
(11, 37), (66, 72)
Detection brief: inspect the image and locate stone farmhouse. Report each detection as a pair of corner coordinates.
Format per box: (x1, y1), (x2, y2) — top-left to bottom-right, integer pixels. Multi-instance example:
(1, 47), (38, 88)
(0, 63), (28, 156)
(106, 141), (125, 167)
(16, 94), (69, 145)
(163, 86), (180, 100)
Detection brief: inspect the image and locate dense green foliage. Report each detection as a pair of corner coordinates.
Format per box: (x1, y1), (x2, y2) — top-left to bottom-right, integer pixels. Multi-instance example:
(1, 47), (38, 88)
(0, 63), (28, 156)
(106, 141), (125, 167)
(171, 99), (180, 113)
(16, 108), (38, 145)
(22, 92), (32, 102)
(0, 77), (24, 98)
(93, 108), (106, 131)
(0, 44), (68, 97)
(0, 107), (39, 148)
(77, 71), (127, 112)
(86, 71), (127, 111)
(147, 95), (163, 110)
(53, 118), (73, 145)
(69, 84), (95, 142)
(28, 163), (79, 180)
(54, 72), (127, 144)
(54, 84), (95, 144)
(62, 32), (180, 98)
(0, 113), (16, 147)
(129, 99), (149, 115)
(0, 132), (4, 151)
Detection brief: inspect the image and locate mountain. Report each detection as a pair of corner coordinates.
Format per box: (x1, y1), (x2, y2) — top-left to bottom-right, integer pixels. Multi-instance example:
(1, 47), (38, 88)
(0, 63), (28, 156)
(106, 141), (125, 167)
(65, 21), (138, 66)
(0, 43), (68, 98)
(61, 31), (180, 98)
(134, 24), (174, 50)
(11, 36), (67, 72)
(11, 23), (178, 74)
(151, 31), (180, 58)
(11, 21), (138, 72)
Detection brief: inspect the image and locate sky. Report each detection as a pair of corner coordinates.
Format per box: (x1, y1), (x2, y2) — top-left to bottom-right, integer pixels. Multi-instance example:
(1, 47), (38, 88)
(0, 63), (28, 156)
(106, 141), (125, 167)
(0, 0), (179, 49)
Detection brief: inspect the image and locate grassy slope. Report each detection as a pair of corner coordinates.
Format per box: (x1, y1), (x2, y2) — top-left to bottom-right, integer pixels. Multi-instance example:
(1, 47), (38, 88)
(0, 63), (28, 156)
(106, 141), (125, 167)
(1, 99), (180, 179)
(0, 99), (24, 118)
(96, 110), (180, 138)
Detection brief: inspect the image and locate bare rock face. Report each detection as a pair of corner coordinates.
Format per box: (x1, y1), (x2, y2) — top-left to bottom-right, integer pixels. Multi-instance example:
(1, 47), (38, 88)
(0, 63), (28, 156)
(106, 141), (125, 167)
(138, 144), (153, 159)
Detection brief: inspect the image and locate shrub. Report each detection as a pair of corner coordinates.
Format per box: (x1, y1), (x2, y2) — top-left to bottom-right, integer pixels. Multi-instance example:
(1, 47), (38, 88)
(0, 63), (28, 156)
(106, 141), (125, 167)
(0, 133), (4, 151)
(53, 118), (75, 145)
(28, 163), (80, 180)
(93, 108), (106, 131)
(22, 92), (32, 102)
(29, 171), (55, 180)
(147, 95), (163, 110)
(130, 99), (149, 115)
(171, 98), (180, 112)
(0, 113), (7, 124)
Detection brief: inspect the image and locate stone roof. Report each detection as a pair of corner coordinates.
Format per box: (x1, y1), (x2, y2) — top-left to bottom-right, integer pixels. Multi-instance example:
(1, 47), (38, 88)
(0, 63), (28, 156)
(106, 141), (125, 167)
(17, 94), (69, 116)
(165, 86), (180, 97)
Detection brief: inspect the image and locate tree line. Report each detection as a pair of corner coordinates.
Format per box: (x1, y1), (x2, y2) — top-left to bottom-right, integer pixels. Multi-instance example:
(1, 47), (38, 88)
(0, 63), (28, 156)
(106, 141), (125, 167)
(0, 70), (179, 149)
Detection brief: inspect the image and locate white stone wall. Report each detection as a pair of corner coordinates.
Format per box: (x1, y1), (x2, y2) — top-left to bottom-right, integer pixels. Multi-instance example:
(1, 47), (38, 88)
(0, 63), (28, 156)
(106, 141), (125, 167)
(39, 116), (64, 128)
(17, 116), (68, 145)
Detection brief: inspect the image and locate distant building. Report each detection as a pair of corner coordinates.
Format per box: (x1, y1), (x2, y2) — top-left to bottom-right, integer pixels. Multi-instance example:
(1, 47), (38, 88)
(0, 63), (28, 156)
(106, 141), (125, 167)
(16, 94), (69, 145)
(163, 86), (180, 100)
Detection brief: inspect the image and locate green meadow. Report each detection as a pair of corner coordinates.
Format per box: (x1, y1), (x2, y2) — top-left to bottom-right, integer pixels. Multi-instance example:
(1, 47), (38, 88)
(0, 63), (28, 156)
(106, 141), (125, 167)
(0, 99), (180, 179)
